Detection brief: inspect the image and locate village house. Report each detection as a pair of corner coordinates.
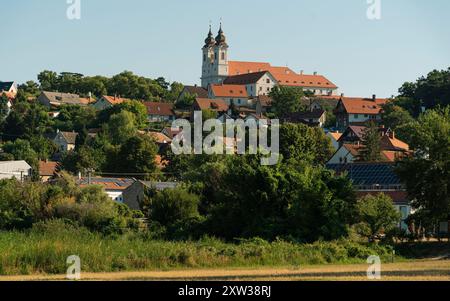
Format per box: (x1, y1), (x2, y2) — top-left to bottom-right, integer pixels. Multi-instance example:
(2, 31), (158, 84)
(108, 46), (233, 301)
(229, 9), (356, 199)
(92, 95), (129, 110)
(144, 102), (176, 123)
(177, 85), (209, 102)
(200, 26), (338, 96)
(255, 95), (273, 116)
(0, 160), (32, 181)
(222, 71), (277, 98)
(334, 95), (389, 130)
(327, 131), (343, 151)
(208, 84), (250, 107)
(77, 177), (144, 210)
(191, 98), (229, 119)
(38, 91), (93, 109)
(50, 130), (78, 152)
(327, 162), (413, 231)
(161, 127), (182, 140)
(327, 127), (410, 164)
(283, 109), (327, 127)
(39, 160), (59, 182)
(0, 81), (18, 99)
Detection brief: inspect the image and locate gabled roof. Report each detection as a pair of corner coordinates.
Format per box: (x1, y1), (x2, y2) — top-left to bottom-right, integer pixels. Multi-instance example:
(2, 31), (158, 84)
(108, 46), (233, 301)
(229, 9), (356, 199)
(147, 131), (172, 144)
(223, 71), (269, 85)
(380, 135), (410, 151)
(227, 62), (337, 89)
(58, 131), (78, 144)
(101, 95), (130, 105)
(337, 97), (389, 115)
(0, 81), (15, 92)
(181, 85), (209, 98)
(39, 91), (88, 106)
(275, 73), (337, 89)
(194, 98), (229, 112)
(144, 102), (175, 116)
(39, 161), (59, 176)
(78, 177), (136, 191)
(339, 126), (367, 142)
(328, 132), (342, 141)
(228, 61), (273, 75)
(0, 160), (32, 172)
(210, 84), (248, 98)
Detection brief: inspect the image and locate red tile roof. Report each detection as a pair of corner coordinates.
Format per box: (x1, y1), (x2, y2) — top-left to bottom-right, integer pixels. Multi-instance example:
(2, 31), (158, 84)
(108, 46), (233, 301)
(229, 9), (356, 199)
(144, 102), (175, 116)
(339, 97), (389, 114)
(210, 84), (248, 98)
(194, 98), (229, 112)
(102, 95), (130, 105)
(39, 161), (59, 176)
(228, 61), (337, 89)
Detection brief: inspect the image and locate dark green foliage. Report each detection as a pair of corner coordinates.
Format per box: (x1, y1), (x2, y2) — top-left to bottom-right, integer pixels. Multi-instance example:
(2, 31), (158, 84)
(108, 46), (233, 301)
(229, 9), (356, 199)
(398, 67), (450, 115)
(354, 193), (402, 241)
(358, 121), (382, 162)
(269, 86), (305, 118)
(396, 108), (450, 225)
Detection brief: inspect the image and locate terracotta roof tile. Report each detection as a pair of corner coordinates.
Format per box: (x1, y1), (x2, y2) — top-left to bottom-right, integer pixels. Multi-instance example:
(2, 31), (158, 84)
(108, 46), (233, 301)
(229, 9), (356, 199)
(210, 84), (248, 98)
(195, 98), (229, 112)
(102, 95), (130, 105)
(144, 102), (175, 116)
(39, 161), (59, 176)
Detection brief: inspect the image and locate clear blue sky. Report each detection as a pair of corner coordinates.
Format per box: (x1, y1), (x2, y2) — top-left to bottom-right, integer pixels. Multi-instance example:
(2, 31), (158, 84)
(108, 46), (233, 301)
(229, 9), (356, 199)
(1, 0), (449, 97)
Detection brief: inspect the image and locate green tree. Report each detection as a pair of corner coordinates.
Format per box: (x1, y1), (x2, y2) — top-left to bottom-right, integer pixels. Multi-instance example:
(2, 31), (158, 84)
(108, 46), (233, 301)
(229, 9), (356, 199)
(354, 193), (401, 241)
(396, 108), (450, 226)
(269, 86), (305, 118)
(398, 67), (450, 113)
(1, 139), (39, 167)
(105, 110), (138, 145)
(37, 70), (58, 91)
(145, 187), (200, 228)
(0, 94), (9, 121)
(381, 102), (416, 143)
(358, 122), (382, 162)
(116, 135), (158, 178)
(279, 123), (334, 165)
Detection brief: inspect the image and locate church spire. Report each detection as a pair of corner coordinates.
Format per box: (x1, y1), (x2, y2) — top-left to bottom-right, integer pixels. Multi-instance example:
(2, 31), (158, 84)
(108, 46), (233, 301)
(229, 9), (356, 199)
(203, 24), (216, 48)
(215, 22), (227, 47)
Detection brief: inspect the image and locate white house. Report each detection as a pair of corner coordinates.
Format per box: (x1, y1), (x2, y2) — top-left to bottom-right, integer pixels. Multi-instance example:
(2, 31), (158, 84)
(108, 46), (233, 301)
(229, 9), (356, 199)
(92, 95), (129, 110)
(0, 161), (32, 181)
(52, 131), (78, 152)
(223, 71), (277, 97)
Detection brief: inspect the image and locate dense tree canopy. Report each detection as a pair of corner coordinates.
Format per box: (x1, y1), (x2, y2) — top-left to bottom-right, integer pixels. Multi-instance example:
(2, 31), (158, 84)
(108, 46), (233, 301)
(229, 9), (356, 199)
(396, 108), (450, 225)
(269, 86), (306, 118)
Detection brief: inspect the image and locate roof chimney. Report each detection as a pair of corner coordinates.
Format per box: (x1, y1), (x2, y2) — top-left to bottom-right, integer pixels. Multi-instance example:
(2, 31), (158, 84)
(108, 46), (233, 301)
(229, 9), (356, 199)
(341, 93), (345, 97)
(372, 94), (376, 101)
(313, 71), (318, 76)
(300, 70), (304, 75)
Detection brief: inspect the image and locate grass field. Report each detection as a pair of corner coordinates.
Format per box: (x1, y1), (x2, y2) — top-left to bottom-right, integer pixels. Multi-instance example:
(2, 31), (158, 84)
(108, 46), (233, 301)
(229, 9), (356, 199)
(1, 260), (449, 281)
(1, 223), (449, 281)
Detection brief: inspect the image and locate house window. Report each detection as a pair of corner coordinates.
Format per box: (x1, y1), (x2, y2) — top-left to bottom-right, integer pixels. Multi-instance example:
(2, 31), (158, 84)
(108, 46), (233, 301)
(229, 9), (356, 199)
(221, 52), (225, 60)
(354, 114), (359, 119)
(266, 79), (270, 84)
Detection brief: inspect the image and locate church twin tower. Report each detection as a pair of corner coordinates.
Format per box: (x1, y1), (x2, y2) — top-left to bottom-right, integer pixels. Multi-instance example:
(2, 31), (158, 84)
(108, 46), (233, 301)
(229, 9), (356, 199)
(201, 24), (229, 89)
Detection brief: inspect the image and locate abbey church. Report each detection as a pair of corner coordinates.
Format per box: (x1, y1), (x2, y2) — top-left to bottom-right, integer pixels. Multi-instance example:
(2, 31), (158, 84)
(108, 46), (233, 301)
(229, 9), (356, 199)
(200, 25), (339, 99)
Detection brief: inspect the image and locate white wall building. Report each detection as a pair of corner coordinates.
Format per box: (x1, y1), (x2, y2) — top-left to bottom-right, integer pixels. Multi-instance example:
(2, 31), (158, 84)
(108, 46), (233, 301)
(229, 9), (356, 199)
(0, 161), (32, 181)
